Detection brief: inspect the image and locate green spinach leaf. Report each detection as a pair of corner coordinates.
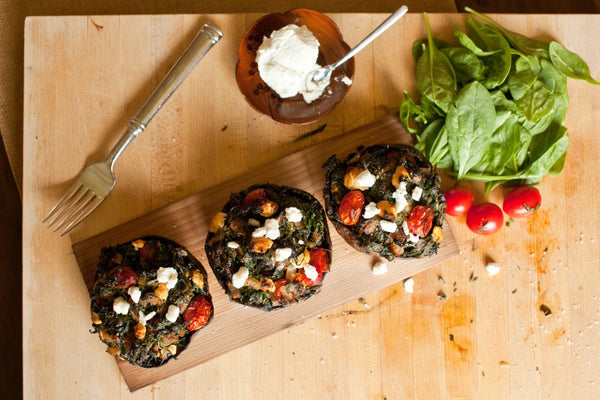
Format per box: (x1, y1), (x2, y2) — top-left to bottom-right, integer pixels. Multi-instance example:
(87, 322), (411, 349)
(549, 41), (600, 85)
(446, 81), (496, 180)
(415, 13), (457, 113)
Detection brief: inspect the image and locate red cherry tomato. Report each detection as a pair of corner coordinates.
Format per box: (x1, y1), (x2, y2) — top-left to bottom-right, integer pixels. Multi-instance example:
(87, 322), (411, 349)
(407, 205), (435, 237)
(183, 296), (212, 331)
(338, 190), (365, 226)
(444, 186), (475, 217)
(242, 188), (267, 206)
(108, 266), (138, 288)
(503, 186), (542, 218)
(466, 202), (503, 235)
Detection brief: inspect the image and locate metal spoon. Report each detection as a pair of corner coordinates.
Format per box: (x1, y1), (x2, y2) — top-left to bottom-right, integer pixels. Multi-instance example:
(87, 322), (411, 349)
(307, 5), (408, 88)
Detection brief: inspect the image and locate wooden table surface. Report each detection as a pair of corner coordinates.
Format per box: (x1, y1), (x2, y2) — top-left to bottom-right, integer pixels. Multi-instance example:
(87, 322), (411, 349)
(22, 12), (600, 399)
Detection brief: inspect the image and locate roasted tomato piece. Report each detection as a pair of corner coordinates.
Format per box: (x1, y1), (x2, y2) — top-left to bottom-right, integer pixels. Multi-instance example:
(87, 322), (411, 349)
(407, 205), (434, 237)
(108, 266), (138, 288)
(295, 270), (319, 286)
(309, 248), (330, 274)
(242, 188), (268, 206)
(338, 190), (365, 226)
(138, 242), (156, 263)
(183, 296), (212, 331)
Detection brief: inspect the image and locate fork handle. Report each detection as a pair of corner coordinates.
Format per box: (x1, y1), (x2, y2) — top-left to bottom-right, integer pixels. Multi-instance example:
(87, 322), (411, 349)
(105, 22), (223, 170)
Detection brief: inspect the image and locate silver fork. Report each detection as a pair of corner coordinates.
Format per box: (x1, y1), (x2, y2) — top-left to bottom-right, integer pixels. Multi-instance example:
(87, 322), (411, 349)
(43, 22), (223, 236)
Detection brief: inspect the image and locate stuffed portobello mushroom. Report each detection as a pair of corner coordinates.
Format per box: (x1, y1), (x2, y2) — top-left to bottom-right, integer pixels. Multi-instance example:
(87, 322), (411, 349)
(90, 236), (213, 368)
(205, 184), (331, 311)
(323, 144), (446, 260)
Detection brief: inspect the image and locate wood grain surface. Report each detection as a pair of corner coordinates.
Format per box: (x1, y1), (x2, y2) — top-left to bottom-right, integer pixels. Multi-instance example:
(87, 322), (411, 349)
(23, 13), (600, 399)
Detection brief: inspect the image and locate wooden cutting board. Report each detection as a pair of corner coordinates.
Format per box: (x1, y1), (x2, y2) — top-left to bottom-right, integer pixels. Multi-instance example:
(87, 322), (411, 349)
(72, 114), (459, 390)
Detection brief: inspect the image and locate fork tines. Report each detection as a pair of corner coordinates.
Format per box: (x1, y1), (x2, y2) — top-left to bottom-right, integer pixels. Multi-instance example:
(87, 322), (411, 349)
(42, 182), (104, 236)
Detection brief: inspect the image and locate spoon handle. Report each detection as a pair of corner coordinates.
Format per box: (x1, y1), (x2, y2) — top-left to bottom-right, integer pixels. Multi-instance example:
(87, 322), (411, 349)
(331, 5), (408, 71)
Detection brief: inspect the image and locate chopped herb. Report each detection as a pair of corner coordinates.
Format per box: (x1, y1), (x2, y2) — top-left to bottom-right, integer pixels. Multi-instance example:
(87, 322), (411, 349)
(449, 333), (454, 341)
(439, 275), (445, 284)
(438, 290), (447, 301)
(293, 123), (327, 142)
(469, 272), (479, 282)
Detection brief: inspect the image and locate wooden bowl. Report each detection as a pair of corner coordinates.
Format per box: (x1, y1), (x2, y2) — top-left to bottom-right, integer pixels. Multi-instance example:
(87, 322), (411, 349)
(236, 9), (355, 125)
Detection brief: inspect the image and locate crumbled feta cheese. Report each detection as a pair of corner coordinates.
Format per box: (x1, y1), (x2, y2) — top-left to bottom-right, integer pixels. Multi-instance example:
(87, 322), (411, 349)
(363, 202), (380, 219)
(227, 241), (240, 249)
(486, 262), (501, 276)
(403, 278), (414, 293)
(402, 221), (420, 243)
(393, 182), (409, 211)
(127, 286), (141, 304)
(113, 296), (130, 315)
(248, 218), (261, 227)
(165, 304), (180, 323)
(285, 207), (303, 222)
(341, 76), (353, 86)
(274, 247), (293, 262)
(252, 227), (267, 238)
(138, 310), (156, 326)
(412, 186), (423, 201)
(355, 169), (377, 189)
(372, 261), (388, 275)
(379, 220), (397, 233)
(157, 267), (178, 289)
(264, 218), (280, 240)
(304, 264), (319, 281)
(232, 267), (249, 288)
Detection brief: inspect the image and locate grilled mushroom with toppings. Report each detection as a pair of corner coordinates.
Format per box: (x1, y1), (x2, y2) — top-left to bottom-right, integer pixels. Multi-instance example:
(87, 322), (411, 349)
(322, 144), (446, 260)
(205, 184), (332, 311)
(90, 236), (213, 367)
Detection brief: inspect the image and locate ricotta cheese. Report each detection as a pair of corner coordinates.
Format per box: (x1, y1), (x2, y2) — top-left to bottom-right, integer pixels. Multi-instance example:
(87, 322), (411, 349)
(256, 24), (330, 103)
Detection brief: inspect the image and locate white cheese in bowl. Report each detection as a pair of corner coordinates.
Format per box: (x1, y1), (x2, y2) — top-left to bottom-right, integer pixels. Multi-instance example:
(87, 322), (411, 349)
(256, 24), (330, 103)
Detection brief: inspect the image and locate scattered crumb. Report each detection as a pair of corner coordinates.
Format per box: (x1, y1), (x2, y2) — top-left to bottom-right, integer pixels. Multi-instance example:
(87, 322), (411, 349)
(358, 297), (370, 309)
(499, 360), (509, 367)
(403, 278), (414, 293)
(372, 261), (388, 275)
(486, 262), (501, 276)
